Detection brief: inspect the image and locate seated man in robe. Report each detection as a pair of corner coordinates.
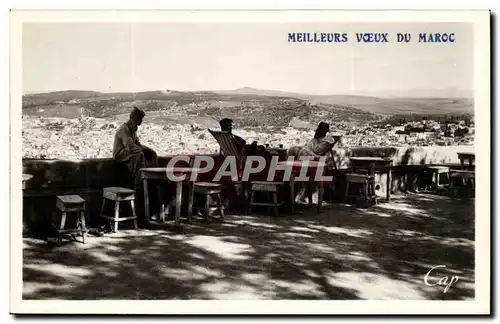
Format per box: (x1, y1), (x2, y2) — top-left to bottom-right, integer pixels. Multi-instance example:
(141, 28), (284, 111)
(113, 107), (158, 186)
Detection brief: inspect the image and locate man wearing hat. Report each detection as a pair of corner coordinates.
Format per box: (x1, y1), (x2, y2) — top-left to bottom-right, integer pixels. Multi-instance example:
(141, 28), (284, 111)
(113, 107), (158, 185)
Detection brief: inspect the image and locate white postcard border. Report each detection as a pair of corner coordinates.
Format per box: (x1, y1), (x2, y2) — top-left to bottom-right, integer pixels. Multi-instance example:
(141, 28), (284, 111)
(10, 9), (491, 315)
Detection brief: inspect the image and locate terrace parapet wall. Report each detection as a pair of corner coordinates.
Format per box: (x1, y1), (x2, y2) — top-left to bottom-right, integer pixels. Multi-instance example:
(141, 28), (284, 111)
(22, 145), (472, 236)
(332, 145), (471, 168)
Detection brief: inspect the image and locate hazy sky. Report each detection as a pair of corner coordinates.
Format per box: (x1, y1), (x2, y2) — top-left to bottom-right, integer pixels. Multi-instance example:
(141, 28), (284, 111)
(22, 22), (473, 95)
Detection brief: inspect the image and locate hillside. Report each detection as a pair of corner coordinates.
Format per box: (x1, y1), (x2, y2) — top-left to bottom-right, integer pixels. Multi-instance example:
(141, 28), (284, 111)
(377, 87), (474, 99)
(21, 88), (475, 160)
(22, 88), (474, 127)
(215, 87), (303, 98)
(304, 95), (474, 116)
(22, 89), (382, 127)
(23, 90), (103, 102)
(214, 87), (474, 116)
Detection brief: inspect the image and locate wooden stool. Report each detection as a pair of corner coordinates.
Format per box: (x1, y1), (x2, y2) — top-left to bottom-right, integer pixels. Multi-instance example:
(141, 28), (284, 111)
(425, 166), (450, 194)
(249, 181), (284, 217)
(188, 182), (225, 222)
(345, 174), (377, 208)
(100, 187), (138, 232)
(54, 195), (88, 246)
(23, 174), (33, 190)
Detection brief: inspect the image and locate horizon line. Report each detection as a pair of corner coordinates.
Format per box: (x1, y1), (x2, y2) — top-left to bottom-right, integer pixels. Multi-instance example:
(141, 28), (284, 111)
(22, 86), (474, 98)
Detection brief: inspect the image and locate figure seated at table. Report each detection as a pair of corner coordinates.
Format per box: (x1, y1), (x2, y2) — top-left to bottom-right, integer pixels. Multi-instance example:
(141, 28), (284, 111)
(288, 122), (339, 202)
(113, 107), (159, 186)
(219, 118), (270, 160)
(288, 122), (338, 166)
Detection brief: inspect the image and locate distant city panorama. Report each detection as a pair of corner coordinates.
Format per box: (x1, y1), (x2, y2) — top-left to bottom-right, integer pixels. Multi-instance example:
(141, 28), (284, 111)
(21, 88), (474, 160)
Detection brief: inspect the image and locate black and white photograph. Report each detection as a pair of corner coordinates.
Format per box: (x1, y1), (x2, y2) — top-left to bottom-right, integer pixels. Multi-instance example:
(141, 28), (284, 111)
(10, 10), (490, 315)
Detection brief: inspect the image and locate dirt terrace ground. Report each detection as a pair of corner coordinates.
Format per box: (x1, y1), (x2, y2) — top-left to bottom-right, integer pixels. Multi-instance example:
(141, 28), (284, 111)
(23, 193), (475, 300)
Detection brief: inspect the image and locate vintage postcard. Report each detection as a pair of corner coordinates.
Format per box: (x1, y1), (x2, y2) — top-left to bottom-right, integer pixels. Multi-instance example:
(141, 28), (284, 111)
(10, 10), (490, 315)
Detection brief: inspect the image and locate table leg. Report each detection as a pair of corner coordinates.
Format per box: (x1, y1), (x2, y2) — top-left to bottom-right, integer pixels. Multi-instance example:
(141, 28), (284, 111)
(308, 180), (313, 207)
(460, 158), (465, 170)
(160, 203), (166, 223)
(143, 178), (150, 222)
(345, 180), (350, 203)
(317, 180), (324, 213)
(386, 168), (392, 202)
(160, 180), (166, 223)
(130, 200), (138, 229)
(290, 173), (295, 214)
(175, 182), (182, 225)
(188, 184), (194, 223)
(158, 183), (164, 222)
(59, 211), (67, 246)
(114, 201), (120, 233)
(80, 210), (87, 243)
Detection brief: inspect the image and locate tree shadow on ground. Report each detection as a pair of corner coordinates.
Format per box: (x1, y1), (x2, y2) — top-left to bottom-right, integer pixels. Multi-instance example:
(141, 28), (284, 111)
(22, 193), (475, 300)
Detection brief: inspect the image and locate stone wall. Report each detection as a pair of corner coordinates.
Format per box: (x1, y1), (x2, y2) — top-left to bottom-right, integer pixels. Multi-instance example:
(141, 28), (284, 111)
(333, 145), (473, 169)
(22, 145), (472, 236)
